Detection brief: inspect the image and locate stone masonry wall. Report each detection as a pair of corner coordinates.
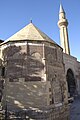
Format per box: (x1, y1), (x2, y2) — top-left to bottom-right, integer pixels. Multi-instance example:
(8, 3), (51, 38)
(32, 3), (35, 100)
(0, 42), (69, 119)
(45, 45), (68, 105)
(2, 43), (48, 111)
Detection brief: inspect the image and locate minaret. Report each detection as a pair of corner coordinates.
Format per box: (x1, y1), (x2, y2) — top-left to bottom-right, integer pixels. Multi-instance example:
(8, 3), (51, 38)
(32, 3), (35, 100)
(58, 4), (70, 55)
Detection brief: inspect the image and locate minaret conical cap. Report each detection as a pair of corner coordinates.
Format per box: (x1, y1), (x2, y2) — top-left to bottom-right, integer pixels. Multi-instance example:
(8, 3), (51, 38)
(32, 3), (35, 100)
(59, 4), (65, 13)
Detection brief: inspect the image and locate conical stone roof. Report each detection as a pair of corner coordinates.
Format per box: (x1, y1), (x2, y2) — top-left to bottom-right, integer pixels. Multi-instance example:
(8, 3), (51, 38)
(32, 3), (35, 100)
(5, 23), (56, 44)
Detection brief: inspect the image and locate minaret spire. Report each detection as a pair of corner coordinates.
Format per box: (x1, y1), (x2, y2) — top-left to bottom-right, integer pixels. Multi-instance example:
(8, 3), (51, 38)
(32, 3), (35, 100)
(58, 4), (70, 55)
(59, 4), (64, 13)
(30, 18), (32, 23)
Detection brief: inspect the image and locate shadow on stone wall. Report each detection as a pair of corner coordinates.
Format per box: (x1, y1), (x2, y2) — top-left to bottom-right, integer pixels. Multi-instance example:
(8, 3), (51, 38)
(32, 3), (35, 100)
(2, 45), (46, 119)
(2, 45), (44, 79)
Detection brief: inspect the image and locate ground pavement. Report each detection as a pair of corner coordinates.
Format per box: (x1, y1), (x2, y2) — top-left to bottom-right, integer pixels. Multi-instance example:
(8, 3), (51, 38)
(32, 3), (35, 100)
(70, 96), (80, 120)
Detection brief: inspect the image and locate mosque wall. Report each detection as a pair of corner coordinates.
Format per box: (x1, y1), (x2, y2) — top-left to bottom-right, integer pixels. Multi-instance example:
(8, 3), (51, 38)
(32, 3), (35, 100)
(0, 41), (70, 119)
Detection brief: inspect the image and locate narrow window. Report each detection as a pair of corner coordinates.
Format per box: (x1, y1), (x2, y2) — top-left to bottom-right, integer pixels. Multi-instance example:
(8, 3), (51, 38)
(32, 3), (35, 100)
(1, 67), (5, 77)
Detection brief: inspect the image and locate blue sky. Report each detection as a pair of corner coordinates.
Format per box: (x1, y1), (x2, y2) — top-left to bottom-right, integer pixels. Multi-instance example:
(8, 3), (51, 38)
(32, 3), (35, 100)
(0, 0), (80, 61)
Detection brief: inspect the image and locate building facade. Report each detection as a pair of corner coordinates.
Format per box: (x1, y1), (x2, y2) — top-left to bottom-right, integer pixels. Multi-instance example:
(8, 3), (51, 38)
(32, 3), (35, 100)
(0, 4), (80, 120)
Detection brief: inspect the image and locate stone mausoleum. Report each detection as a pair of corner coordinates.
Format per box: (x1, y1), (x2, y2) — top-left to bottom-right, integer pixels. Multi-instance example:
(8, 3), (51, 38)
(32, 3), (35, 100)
(0, 4), (80, 120)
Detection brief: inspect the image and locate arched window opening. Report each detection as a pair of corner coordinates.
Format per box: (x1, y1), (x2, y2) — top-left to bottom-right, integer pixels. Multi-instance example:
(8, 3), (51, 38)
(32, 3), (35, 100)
(66, 69), (76, 97)
(31, 52), (42, 61)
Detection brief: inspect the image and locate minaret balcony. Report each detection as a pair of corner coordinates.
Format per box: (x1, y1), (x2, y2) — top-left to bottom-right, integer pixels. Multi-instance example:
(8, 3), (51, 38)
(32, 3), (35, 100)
(58, 19), (68, 27)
